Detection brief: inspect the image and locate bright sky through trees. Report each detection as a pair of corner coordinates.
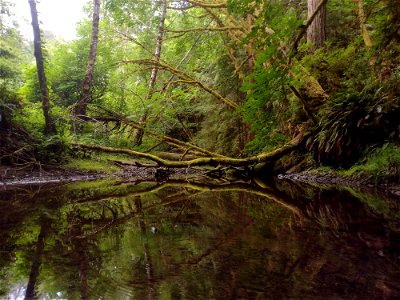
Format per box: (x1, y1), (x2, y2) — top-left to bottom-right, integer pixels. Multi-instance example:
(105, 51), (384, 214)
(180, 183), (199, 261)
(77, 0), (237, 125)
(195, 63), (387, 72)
(14, 0), (86, 40)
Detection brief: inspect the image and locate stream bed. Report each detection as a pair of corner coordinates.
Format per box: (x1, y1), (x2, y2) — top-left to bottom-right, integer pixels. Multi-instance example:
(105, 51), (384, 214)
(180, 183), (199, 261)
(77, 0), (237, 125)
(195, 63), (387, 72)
(1, 176), (399, 299)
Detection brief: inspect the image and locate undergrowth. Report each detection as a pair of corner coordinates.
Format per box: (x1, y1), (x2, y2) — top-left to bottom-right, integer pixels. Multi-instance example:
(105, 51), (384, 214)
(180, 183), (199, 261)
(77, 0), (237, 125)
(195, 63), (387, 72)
(63, 153), (125, 174)
(340, 144), (400, 184)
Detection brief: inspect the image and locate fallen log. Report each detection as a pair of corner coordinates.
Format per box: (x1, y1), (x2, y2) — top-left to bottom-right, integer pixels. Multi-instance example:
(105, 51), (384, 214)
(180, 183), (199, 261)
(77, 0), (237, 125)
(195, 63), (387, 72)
(71, 132), (306, 169)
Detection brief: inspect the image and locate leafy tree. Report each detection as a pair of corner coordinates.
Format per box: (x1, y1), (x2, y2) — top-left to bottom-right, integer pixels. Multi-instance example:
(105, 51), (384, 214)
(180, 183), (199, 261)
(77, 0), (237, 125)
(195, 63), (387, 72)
(0, 0), (27, 128)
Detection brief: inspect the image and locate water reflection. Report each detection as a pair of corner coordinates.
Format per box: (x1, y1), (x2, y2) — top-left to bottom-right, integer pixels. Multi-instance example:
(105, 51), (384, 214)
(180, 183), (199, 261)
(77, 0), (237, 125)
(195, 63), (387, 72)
(0, 178), (399, 299)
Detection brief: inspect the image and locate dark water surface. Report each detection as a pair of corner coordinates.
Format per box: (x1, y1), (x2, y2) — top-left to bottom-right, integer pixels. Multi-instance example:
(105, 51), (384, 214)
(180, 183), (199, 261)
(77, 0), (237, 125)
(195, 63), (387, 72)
(1, 177), (400, 299)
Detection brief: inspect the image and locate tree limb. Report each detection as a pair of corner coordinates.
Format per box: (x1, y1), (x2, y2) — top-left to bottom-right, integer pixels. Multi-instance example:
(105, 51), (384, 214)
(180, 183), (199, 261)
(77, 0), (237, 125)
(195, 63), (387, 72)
(166, 26), (243, 33)
(122, 59), (238, 109)
(186, 0), (227, 8)
(71, 132), (306, 168)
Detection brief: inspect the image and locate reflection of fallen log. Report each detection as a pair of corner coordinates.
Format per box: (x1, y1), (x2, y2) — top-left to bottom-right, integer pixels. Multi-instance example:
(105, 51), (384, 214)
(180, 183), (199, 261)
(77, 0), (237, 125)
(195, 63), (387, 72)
(73, 178), (304, 218)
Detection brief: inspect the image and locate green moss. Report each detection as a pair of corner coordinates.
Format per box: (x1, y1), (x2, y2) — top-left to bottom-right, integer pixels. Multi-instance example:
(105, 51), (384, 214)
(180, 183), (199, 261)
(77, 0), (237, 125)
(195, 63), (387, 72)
(63, 157), (121, 174)
(66, 178), (120, 190)
(340, 144), (400, 183)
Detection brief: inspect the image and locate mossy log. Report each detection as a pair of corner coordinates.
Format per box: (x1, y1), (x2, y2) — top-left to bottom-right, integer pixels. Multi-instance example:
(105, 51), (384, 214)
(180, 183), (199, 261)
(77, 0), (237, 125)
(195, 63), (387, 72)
(71, 133), (305, 169)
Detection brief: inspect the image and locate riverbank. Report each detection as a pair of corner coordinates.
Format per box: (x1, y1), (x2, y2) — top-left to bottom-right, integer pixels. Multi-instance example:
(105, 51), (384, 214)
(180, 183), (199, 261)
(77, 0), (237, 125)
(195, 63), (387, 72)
(0, 163), (199, 186)
(280, 170), (400, 197)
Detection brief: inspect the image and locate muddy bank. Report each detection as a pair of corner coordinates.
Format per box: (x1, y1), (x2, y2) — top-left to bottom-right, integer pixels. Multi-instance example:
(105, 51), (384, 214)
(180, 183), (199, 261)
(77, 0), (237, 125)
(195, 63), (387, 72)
(0, 165), (200, 187)
(280, 171), (400, 197)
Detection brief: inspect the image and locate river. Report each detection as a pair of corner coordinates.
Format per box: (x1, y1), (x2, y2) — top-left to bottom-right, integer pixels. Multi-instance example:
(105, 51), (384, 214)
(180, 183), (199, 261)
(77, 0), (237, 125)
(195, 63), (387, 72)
(0, 177), (399, 299)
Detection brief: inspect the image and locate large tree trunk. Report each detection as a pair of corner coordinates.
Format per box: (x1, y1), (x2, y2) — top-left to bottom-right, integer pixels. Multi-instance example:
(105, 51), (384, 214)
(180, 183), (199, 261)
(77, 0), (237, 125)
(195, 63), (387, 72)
(307, 0), (326, 49)
(74, 0), (101, 122)
(28, 0), (56, 135)
(134, 0), (167, 146)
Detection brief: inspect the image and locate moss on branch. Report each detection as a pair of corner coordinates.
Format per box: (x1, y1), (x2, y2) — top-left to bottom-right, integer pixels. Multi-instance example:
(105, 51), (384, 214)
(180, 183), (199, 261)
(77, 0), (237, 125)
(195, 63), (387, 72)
(71, 133), (305, 168)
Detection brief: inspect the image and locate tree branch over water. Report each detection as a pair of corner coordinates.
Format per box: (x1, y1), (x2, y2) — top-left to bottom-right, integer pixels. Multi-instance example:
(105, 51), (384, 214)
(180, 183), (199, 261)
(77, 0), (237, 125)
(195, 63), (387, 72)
(72, 132), (306, 168)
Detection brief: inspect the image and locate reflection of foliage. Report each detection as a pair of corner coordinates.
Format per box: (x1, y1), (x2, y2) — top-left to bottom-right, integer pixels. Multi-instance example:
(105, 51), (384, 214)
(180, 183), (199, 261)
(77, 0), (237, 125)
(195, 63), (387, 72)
(1, 178), (399, 298)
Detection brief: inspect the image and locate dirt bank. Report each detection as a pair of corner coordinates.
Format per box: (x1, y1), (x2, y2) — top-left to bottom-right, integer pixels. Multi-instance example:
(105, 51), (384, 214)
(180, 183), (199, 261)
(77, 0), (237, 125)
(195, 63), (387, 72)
(0, 164), (200, 187)
(280, 170), (400, 197)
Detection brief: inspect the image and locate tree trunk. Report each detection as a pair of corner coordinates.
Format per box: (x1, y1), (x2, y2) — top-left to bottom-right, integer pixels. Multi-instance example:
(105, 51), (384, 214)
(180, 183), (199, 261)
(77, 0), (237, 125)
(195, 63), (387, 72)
(28, 0), (56, 135)
(357, 0), (373, 48)
(134, 0), (167, 146)
(74, 0), (101, 122)
(307, 0), (326, 49)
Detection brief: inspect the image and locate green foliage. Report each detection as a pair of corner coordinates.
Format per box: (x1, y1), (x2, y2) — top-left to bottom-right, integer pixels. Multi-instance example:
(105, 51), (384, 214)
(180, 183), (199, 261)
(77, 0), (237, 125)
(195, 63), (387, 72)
(341, 144), (400, 184)
(307, 84), (400, 167)
(301, 36), (400, 166)
(196, 104), (241, 156)
(36, 134), (70, 163)
(239, 3), (300, 153)
(0, 12), (27, 126)
(2, 0), (399, 173)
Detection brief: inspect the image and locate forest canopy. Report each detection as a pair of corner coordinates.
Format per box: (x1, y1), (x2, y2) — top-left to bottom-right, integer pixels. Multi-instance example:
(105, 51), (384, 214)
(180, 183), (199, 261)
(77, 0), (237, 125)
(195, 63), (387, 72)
(0, 0), (399, 173)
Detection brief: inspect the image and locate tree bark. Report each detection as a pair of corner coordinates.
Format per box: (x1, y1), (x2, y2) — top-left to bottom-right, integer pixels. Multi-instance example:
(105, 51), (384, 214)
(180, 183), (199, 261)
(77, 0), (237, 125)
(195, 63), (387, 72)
(307, 0), (327, 49)
(357, 0), (373, 48)
(74, 0), (101, 121)
(134, 0), (167, 146)
(28, 0), (56, 135)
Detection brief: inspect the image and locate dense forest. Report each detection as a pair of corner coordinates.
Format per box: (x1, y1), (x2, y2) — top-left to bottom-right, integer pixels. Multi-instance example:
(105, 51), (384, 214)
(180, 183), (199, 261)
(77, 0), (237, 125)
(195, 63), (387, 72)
(1, 0), (400, 181)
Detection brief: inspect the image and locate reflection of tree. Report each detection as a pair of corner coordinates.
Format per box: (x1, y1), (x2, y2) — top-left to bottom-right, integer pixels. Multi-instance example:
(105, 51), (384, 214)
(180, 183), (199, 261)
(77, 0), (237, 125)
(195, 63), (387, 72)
(1, 177), (400, 299)
(135, 196), (157, 300)
(67, 211), (89, 299)
(25, 217), (50, 300)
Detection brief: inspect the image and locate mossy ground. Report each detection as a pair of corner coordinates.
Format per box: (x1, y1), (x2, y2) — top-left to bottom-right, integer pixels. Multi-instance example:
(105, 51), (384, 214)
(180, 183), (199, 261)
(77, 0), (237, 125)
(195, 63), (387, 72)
(340, 144), (400, 184)
(62, 153), (131, 174)
(284, 143), (400, 195)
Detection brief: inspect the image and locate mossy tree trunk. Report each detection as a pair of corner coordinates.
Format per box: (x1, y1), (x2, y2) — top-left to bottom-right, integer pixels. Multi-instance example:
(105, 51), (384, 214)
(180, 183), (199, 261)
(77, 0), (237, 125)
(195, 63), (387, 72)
(28, 0), (56, 135)
(74, 0), (101, 124)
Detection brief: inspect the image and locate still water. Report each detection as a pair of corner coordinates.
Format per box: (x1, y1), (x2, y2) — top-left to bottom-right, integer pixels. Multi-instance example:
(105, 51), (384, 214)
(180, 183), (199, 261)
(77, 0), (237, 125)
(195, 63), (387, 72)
(0, 177), (399, 299)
